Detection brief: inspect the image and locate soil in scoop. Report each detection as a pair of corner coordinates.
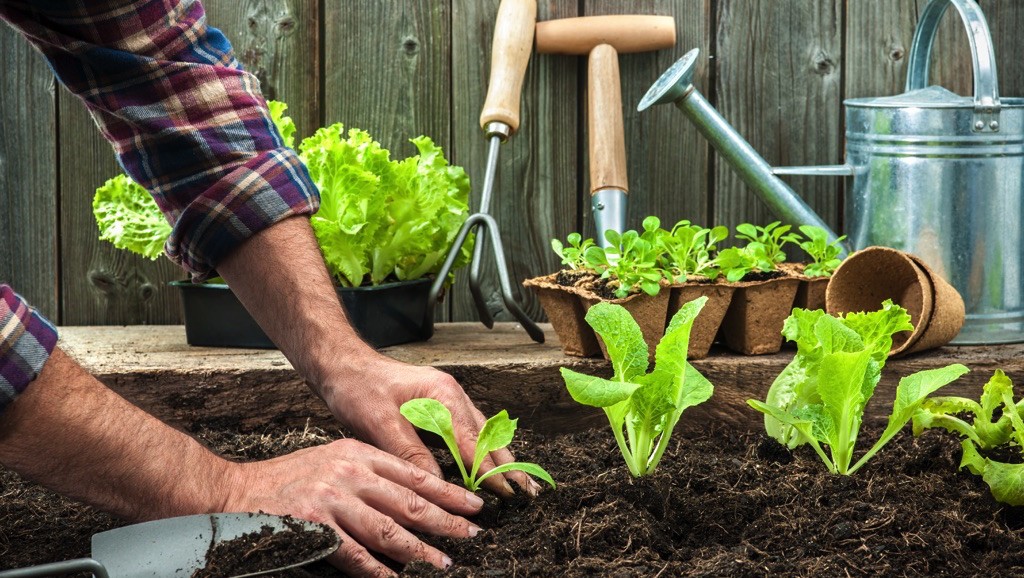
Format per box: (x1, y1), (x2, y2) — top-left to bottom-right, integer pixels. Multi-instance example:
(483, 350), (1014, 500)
(4, 423), (1024, 577)
(193, 516), (336, 578)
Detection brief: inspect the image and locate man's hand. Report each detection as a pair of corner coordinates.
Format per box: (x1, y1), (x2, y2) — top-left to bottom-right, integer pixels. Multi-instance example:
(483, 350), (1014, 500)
(216, 217), (542, 497)
(224, 438), (483, 576)
(320, 358), (543, 498)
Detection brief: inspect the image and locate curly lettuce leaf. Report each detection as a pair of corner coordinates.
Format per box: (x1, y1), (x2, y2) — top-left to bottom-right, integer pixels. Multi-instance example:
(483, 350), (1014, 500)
(300, 124), (471, 287)
(92, 174), (172, 260)
(267, 100), (297, 149)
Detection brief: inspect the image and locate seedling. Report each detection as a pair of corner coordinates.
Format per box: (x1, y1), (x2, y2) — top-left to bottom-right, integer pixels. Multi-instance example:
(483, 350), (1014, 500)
(551, 232), (596, 271)
(798, 225), (846, 277)
(735, 221), (800, 266)
(399, 398), (555, 492)
(913, 370), (1024, 505)
(748, 301), (968, 475)
(584, 227), (666, 299)
(661, 220), (729, 281)
(560, 297), (714, 477)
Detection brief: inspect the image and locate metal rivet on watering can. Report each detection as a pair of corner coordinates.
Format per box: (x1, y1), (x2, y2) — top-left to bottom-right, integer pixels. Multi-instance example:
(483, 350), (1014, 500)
(991, 121), (1000, 131)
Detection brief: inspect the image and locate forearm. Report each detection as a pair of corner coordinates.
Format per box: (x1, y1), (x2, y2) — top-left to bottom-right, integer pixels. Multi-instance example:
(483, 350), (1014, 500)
(215, 215), (383, 398)
(0, 348), (238, 521)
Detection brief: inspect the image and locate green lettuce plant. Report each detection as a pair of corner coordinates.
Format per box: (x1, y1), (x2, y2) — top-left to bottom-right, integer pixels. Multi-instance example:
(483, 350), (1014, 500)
(560, 297), (714, 476)
(797, 225), (845, 278)
(748, 301), (968, 475)
(661, 220), (728, 282)
(399, 398), (555, 492)
(551, 232), (596, 271)
(301, 125), (472, 287)
(584, 221), (666, 299)
(92, 174), (173, 260)
(912, 370), (1024, 505)
(735, 221), (800, 267)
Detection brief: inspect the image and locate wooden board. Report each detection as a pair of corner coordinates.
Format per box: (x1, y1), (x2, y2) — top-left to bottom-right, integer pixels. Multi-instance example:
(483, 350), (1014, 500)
(58, 323), (1024, 436)
(0, 24), (58, 320)
(713, 0), (844, 241)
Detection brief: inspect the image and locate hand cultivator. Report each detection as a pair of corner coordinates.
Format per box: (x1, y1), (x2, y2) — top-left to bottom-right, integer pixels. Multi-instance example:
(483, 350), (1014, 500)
(426, 0), (544, 343)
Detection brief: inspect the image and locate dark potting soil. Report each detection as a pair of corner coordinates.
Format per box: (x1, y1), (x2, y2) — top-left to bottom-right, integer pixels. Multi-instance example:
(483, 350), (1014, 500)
(192, 516), (336, 578)
(738, 269), (786, 282)
(4, 422), (1024, 577)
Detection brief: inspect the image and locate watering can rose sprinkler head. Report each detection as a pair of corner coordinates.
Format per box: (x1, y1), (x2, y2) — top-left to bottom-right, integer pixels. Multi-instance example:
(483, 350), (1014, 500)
(638, 48), (849, 257)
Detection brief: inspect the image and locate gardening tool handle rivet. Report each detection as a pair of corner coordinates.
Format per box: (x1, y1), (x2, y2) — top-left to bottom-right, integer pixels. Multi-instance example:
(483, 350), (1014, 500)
(595, 202), (605, 210)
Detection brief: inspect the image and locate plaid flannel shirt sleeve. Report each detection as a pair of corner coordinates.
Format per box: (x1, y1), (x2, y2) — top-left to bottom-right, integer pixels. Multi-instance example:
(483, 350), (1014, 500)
(0, 0), (320, 281)
(0, 285), (58, 414)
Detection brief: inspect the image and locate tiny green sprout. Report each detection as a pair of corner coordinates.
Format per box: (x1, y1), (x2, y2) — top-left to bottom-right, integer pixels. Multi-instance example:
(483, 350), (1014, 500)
(797, 225), (846, 277)
(399, 398), (556, 492)
(551, 232), (596, 271)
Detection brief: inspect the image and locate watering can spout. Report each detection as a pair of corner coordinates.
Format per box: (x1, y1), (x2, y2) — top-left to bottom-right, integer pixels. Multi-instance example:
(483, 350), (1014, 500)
(639, 48), (849, 256)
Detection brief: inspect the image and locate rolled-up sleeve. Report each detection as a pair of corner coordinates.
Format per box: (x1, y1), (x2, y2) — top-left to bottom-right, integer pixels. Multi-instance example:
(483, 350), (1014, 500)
(0, 0), (319, 281)
(0, 285), (58, 414)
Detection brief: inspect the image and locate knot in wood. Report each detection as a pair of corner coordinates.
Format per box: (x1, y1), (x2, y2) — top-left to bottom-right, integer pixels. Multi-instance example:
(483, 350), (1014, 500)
(889, 44), (905, 62)
(402, 36), (420, 55)
(88, 270), (119, 295)
(276, 17), (295, 35)
(812, 51), (836, 76)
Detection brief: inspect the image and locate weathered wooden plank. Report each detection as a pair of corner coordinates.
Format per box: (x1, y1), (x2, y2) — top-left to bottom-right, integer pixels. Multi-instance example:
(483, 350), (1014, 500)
(446, 0), (580, 324)
(581, 0), (711, 234)
(713, 0), (843, 241)
(58, 323), (1024, 435)
(0, 25), (58, 320)
(203, 0), (321, 144)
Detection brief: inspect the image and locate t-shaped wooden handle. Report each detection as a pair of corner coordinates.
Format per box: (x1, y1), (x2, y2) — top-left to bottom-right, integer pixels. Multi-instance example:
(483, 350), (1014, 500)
(535, 15), (676, 55)
(589, 44), (628, 195)
(479, 0), (537, 134)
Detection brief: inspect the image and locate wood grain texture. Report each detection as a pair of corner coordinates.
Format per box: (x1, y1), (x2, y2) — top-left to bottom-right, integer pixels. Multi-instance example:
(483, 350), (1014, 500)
(59, 323), (1024, 435)
(584, 0), (712, 234)
(0, 25), (58, 320)
(202, 0), (321, 144)
(449, 0), (580, 323)
(713, 0), (843, 241)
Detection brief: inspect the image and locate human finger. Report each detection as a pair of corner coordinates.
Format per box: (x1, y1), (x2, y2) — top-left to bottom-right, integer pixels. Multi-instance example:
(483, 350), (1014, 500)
(336, 499), (453, 569)
(370, 417), (444, 478)
(326, 525), (395, 578)
(367, 448), (485, 517)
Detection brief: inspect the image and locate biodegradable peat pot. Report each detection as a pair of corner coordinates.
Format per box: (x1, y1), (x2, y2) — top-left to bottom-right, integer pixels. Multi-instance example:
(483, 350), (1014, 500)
(719, 275), (801, 355)
(826, 246), (965, 356)
(171, 278), (434, 349)
(780, 262), (830, 311)
(668, 281), (736, 359)
(523, 273), (601, 357)
(580, 289), (671, 360)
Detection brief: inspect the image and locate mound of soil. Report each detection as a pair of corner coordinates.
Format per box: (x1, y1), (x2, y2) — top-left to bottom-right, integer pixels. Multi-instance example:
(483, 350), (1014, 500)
(3, 422), (1024, 577)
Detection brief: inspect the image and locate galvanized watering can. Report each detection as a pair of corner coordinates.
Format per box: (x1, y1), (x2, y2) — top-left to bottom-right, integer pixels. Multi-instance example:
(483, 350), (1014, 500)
(638, 0), (1023, 345)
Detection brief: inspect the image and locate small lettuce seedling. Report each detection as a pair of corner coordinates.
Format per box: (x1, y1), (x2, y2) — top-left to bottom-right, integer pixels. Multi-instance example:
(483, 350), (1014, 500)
(560, 297), (714, 477)
(913, 370), (1024, 505)
(748, 301), (968, 475)
(551, 232), (596, 271)
(584, 228), (666, 298)
(797, 225), (846, 278)
(735, 221), (800, 267)
(399, 398), (555, 492)
(661, 220), (729, 282)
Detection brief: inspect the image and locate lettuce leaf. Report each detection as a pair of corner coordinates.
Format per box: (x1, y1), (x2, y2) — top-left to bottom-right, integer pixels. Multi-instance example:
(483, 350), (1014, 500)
(301, 124), (472, 287)
(92, 174), (172, 260)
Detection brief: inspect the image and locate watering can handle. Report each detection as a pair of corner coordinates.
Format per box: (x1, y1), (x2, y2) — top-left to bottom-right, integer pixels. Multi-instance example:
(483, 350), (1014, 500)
(905, 0), (1000, 132)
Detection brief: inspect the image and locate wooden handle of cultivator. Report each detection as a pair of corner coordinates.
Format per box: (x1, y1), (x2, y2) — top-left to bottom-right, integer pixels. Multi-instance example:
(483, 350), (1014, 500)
(535, 15), (676, 55)
(588, 44), (628, 195)
(479, 0), (537, 135)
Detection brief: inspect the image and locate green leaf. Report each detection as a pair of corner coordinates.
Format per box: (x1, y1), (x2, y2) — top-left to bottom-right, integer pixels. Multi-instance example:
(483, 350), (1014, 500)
(92, 175), (172, 260)
(472, 410), (517, 480)
(399, 398), (468, 483)
(584, 302), (649, 381)
(267, 100), (297, 149)
(980, 459), (1024, 506)
(476, 462), (556, 490)
(561, 368), (641, 408)
(816, 350), (873, 473)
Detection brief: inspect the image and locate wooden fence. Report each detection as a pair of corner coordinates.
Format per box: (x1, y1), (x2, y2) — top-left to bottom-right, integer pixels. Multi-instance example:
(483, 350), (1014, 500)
(2, 0), (1022, 327)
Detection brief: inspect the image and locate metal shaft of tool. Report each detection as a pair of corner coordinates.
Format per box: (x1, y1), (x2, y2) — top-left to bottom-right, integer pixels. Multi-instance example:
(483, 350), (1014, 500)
(676, 88), (848, 256)
(468, 135), (504, 326)
(0, 559), (110, 578)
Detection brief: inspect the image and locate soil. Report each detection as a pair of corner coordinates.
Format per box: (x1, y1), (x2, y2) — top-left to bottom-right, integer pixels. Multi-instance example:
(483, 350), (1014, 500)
(194, 516), (337, 578)
(4, 422), (1024, 577)
(737, 269), (786, 282)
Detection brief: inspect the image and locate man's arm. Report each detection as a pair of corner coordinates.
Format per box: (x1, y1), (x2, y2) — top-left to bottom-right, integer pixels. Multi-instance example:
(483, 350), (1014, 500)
(0, 346), (484, 575)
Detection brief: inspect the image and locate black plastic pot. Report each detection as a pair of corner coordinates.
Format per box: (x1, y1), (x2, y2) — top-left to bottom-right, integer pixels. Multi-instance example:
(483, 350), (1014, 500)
(171, 278), (435, 349)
